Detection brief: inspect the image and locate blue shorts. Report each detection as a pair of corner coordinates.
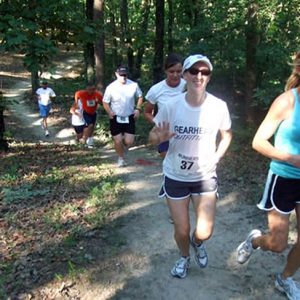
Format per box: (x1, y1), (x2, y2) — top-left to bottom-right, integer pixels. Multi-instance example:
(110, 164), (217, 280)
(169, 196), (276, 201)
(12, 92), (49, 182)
(39, 103), (51, 118)
(159, 175), (218, 200)
(158, 141), (169, 153)
(258, 170), (300, 214)
(83, 111), (97, 126)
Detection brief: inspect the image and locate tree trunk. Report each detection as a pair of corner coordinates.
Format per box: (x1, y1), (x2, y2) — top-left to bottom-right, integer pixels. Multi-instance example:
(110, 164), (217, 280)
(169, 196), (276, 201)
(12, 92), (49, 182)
(31, 70), (39, 95)
(85, 0), (95, 84)
(132, 0), (151, 80)
(109, 11), (119, 69)
(120, 0), (134, 73)
(167, 0), (173, 53)
(94, 0), (105, 92)
(245, 2), (259, 122)
(153, 0), (165, 84)
(0, 91), (8, 151)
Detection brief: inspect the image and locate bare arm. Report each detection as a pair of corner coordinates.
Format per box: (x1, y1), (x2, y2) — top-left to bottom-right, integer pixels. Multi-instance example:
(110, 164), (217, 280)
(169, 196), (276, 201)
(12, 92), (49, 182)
(133, 96), (143, 118)
(70, 102), (82, 117)
(102, 102), (115, 119)
(252, 90), (300, 167)
(144, 101), (155, 124)
(135, 96), (143, 110)
(215, 129), (233, 162)
(148, 122), (176, 145)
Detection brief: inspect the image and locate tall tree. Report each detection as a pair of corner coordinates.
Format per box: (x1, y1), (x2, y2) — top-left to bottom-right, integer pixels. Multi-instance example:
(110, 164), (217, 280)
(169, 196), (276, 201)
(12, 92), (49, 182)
(166, 0), (174, 53)
(0, 91), (8, 151)
(132, 0), (151, 80)
(153, 0), (165, 84)
(245, 1), (259, 121)
(120, 0), (134, 72)
(94, 0), (105, 91)
(85, 0), (95, 84)
(0, 0), (85, 93)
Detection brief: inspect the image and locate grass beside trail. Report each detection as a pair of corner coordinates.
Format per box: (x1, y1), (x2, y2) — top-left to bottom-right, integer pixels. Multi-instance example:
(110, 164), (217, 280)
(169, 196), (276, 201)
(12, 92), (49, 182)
(0, 142), (126, 298)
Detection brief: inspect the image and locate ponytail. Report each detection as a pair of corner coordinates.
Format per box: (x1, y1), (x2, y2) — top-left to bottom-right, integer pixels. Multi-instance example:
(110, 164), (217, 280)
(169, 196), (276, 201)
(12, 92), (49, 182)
(285, 51), (300, 91)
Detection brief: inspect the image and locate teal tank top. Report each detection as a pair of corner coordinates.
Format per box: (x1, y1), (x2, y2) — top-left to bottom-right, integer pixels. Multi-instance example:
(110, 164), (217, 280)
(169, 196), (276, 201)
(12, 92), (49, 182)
(270, 88), (300, 178)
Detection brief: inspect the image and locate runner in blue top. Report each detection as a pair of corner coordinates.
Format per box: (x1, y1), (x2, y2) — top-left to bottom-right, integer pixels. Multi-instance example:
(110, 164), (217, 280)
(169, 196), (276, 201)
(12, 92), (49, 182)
(236, 51), (300, 300)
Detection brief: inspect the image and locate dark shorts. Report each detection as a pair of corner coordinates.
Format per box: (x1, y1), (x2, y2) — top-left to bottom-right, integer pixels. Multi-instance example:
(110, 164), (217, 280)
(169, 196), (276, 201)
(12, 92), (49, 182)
(257, 170), (300, 214)
(39, 103), (51, 118)
(110, 114), (135, 136)
(83, 111), (97, 126)
(73, 125), (85, 134)
(158, 141), (169, 153)
(159, 175), (218, 201)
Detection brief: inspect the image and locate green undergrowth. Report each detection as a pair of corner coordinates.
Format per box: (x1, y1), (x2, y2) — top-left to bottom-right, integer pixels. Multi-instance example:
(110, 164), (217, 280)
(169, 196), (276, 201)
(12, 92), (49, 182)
(218, 121), (269, 202)
(0, 142), (126, 297)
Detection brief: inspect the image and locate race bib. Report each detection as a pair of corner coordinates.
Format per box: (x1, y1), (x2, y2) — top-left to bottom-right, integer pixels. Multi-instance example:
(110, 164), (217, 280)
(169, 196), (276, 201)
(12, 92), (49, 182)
(87, 100), (96, 107)
(116, 116), (129, 124)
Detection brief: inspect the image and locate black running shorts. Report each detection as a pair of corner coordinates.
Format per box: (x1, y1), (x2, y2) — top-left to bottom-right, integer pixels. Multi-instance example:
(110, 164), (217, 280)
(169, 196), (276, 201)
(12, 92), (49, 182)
(159, 175), (218, 201)
(257, 170), (300, 214)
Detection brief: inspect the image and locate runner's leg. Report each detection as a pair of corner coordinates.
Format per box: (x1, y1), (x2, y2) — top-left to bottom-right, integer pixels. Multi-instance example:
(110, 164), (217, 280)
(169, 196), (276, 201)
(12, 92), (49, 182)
(167, 197), (190, 257)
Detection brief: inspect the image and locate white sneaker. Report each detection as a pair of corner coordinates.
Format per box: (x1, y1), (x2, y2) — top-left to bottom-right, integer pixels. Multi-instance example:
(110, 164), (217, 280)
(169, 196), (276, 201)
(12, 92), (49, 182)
(275, 273), (300, 300)
(117, 157), (126, 167)
(45, 130), (49, 137)
(191, 236), (208, 268)
(41, 121), (45, 130)
(170, 256), (190, 279)
(236, 229), (262, 264)
(86, 137), (94, 147)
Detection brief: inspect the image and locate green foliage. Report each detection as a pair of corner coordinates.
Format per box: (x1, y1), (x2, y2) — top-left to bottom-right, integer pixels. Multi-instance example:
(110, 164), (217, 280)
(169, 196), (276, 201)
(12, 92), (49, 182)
(2, 0), (300, 108)
(0, 163), (20, 182)
(2, 184), (50, 204)
(86, 178), (124, 208)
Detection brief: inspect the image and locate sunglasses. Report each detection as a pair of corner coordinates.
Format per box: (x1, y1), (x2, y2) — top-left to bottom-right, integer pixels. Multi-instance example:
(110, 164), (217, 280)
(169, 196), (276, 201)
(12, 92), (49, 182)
(119, 73), (127, 77)
(188, 68), (211, 76)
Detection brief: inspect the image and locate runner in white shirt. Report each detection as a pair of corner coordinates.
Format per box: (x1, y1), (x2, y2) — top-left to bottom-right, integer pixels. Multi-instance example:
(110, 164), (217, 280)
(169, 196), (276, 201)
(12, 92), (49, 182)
(103, 65), (143, 167)
(144, 53), (185, 157)
(149, 54), (232, 279)
(35, 81), (56, 136)
(70, 99), (85, 143)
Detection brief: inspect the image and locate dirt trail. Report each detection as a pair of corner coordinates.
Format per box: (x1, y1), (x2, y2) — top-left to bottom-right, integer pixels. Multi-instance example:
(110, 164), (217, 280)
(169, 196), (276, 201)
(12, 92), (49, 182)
(3, 69), (295, 300)
(4, 80), (75, 145)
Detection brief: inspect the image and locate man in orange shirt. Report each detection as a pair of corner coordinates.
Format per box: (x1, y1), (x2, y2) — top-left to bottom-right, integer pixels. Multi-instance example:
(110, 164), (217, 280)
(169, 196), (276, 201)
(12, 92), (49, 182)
(74, 84), (103, 148)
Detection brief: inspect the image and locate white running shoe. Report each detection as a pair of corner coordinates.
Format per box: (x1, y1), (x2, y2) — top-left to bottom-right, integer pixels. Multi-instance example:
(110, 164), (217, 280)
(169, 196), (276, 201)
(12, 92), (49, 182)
(45, 130), (49, 137)
(117, 157), (126, 167)
(236, 229), (262, 264)
(170, 256), (190, 279)
(275, 273), (300, 300)
(191, 236), (208, 268)
(86, 137), (94, 147)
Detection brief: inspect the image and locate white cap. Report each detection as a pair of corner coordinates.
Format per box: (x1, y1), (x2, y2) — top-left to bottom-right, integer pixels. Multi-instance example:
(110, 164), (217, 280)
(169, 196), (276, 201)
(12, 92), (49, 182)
(182, 54), (213, 73)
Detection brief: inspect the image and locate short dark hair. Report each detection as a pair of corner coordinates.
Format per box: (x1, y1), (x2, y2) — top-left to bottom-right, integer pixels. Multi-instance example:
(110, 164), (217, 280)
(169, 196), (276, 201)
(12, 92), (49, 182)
(164, 53), (183, 70)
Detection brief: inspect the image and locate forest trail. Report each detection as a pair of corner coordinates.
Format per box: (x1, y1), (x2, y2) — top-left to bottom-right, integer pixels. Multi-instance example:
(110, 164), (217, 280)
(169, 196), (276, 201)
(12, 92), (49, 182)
(2, 62), (294, 300)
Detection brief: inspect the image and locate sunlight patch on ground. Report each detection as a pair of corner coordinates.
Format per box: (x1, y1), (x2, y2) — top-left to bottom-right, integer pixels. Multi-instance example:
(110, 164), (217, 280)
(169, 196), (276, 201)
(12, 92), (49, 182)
(218, 191), (239, 207)
(55, 128), (74, 139)
(42, 72), (62, 80)
(4, 92), (23, 97)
